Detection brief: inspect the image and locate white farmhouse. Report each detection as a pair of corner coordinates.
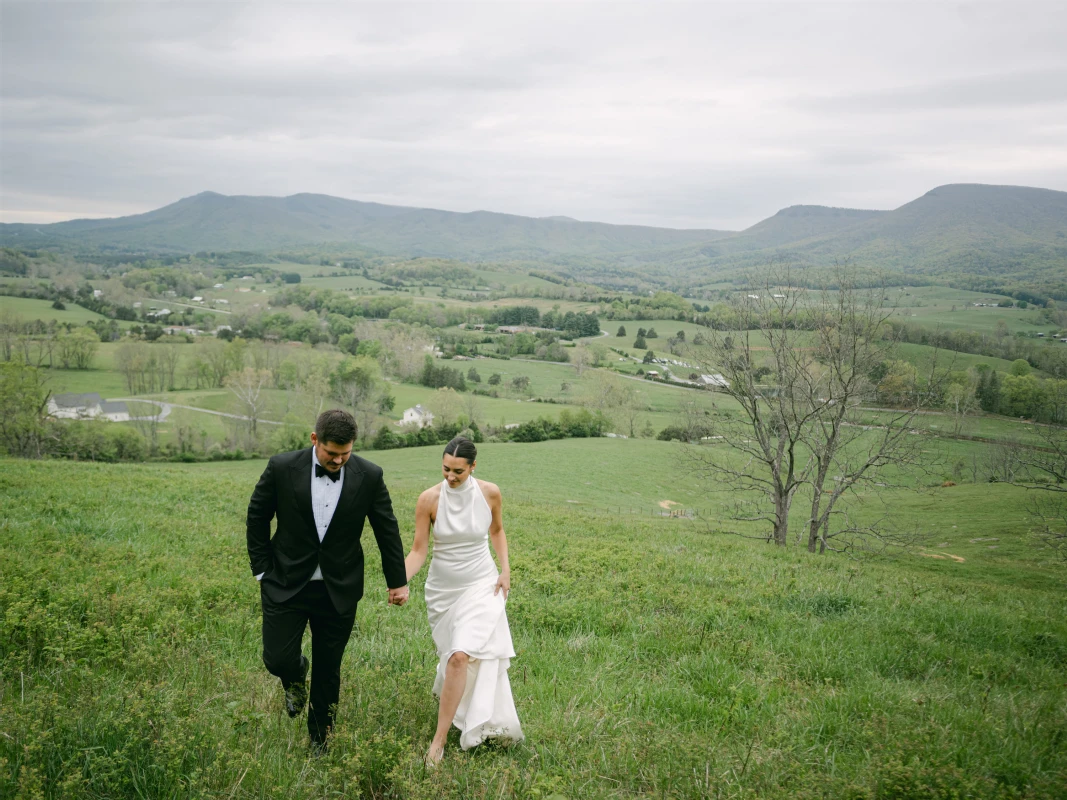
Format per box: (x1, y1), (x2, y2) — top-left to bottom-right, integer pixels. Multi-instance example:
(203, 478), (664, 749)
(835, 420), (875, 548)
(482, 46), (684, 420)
(399, 404), (434, 429)
(48, 393), (103, 419)
(47, 393), (129, 422)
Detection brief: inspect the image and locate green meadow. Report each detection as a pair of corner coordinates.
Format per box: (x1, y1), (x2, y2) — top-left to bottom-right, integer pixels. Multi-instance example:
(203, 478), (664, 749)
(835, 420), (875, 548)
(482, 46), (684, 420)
(5, 261), (1067, 798)
(0, 295), (109, 325)
(2, 442), (1065, 799)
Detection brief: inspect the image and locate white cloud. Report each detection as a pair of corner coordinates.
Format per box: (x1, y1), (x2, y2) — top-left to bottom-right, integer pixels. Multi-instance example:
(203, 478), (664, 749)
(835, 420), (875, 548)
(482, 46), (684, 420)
(2, 1), (1065, 229)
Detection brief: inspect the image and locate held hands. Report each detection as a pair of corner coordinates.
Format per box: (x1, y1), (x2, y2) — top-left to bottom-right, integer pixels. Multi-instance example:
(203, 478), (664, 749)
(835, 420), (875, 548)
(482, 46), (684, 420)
(388, 586), (409, 606)
(494, 571), (510, 598)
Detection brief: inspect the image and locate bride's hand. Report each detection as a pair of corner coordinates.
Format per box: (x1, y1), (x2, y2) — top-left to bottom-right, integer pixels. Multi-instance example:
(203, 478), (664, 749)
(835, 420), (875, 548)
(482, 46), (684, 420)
(494, 572), (510, 598)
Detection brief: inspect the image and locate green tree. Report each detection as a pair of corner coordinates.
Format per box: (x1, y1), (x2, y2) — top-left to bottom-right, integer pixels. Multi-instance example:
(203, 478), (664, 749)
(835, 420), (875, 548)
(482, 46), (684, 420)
(877, 360), (918, 406)
(634, 335), (647, 349)
(977, 370), (1001, 413)
(488, 373), (501, 386)
(616, 326), (626, 337)
(1000, 374), (1045, 418)
(1010, 358), (1032, 377)
(646, 328), (658, 339)
(0, 361), (49, 458)
(331, 356), (388, 443)
(56, 328), (100, 370)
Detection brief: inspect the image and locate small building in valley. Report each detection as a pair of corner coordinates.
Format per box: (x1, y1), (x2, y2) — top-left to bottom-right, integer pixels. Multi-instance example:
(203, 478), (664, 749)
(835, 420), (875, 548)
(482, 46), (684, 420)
(399, 404), (434, 429)
(47, 393), (129, 422)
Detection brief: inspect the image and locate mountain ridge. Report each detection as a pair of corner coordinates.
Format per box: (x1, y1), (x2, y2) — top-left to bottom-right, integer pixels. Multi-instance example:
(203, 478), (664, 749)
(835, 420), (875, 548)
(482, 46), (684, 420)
(2, 184), (1064, 288)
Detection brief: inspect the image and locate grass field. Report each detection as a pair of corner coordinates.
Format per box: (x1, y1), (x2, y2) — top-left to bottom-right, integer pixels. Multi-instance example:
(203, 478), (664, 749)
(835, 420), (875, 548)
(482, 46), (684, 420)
(883, 286), (1055, 335)
(0, 295), (109, 325)
(1, 444), (1064, 799)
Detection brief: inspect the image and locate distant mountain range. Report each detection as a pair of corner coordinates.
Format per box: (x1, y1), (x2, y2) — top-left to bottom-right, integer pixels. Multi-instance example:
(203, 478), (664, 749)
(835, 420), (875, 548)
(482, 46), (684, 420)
(2, 183), (1065, 286)
(0, 191), (728, 260)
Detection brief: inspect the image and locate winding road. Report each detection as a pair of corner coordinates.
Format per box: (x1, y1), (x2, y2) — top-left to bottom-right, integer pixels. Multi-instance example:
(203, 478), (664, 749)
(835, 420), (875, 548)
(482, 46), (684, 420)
(108, 398), (284, 425)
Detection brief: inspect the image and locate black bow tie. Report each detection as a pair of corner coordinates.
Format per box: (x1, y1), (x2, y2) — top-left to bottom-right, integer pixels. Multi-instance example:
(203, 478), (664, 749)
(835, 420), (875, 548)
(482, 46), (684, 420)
(315, 464), (341, 482)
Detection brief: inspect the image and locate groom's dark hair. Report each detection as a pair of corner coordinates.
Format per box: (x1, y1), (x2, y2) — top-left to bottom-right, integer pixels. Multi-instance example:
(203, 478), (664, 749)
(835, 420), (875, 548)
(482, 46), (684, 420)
(315, 409), (357, 445)
(443, 436), (477, 464)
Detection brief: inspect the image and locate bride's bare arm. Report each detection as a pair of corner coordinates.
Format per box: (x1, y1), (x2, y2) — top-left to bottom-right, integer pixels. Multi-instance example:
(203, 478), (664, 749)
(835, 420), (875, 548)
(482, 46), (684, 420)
(482, 481), (511, 596)
(406, 487), (437, 581)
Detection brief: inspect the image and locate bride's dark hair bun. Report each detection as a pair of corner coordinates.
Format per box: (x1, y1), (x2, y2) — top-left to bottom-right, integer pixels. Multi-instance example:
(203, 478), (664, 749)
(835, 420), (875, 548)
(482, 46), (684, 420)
(443, 436), (477, 464)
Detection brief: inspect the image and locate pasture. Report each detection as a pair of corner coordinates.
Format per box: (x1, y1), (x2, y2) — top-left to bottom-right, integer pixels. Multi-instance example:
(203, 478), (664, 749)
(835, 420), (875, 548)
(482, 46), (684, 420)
(1, 443), (1064, 799)
(0, 295), (109, 325)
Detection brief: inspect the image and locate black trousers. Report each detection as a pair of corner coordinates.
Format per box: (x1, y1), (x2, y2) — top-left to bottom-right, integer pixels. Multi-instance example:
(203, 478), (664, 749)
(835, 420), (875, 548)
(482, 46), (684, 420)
(261, 581), (357, 742)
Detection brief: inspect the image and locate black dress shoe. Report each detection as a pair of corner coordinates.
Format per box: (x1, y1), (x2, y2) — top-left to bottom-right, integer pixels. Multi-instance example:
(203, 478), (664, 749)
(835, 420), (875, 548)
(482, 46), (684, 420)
(284, 655), (309, 718)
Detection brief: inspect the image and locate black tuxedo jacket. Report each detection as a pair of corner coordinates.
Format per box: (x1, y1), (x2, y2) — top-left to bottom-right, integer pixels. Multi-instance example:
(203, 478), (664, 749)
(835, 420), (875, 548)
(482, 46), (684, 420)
(246, 448), (407, 616)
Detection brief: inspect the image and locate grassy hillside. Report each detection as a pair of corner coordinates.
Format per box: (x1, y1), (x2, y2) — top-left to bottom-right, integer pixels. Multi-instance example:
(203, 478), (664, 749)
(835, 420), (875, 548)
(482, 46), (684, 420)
(1, 451), (1064, 799)
(0, 295), (109, 325)
(697, 205), (886, 255)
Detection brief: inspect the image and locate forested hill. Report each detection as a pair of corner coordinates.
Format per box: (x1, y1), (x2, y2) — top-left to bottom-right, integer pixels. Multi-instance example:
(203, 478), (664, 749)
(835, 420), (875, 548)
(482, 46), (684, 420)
(670, 184), (1067, 285)
(1, 184), (1064, 289)
(0, 191), (730, 260)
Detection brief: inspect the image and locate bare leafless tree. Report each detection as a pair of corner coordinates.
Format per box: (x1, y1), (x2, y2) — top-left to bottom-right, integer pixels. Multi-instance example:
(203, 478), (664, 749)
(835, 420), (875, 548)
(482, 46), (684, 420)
(684, 270), (823, 546)
(158, 344), (182, 391)
(1011, 426), (1067, 562)
(799, 274), (941, 553)
(685, 264), (942, 552)
(987, 439), (1026, 483)
(462, 391), (482, 429)
(226, 367), (273, 444)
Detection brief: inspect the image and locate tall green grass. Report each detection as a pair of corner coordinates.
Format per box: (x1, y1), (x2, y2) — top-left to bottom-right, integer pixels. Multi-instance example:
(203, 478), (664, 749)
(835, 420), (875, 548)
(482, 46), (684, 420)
(1, 451), (1064, 798)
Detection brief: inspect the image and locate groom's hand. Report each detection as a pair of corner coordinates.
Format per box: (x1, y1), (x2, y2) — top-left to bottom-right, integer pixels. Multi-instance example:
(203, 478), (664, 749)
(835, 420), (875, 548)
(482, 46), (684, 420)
(388, 586), (409, 606)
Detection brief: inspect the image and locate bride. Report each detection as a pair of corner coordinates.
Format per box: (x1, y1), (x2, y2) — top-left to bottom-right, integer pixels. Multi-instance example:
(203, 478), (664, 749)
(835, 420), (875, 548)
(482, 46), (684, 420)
(404, 436), (524, 765)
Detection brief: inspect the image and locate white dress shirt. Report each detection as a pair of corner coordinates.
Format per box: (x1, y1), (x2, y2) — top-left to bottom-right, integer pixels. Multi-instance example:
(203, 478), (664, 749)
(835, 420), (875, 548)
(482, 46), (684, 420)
(309, 448), (344, 580)
(255, 448), (344, 582)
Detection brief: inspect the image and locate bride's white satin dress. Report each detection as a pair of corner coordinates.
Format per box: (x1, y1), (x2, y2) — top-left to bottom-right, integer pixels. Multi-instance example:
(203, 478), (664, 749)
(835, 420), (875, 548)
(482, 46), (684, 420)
(425, 477), (524, 749)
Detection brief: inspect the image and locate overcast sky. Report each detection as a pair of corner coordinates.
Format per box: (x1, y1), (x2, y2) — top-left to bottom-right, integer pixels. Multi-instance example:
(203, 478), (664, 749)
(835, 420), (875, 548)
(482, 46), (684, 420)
(2, 1), (1066, 230)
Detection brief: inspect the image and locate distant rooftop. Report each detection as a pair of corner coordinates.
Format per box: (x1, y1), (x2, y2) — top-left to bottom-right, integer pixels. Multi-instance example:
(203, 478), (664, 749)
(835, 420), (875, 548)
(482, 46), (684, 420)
(52, 392), (102, 408)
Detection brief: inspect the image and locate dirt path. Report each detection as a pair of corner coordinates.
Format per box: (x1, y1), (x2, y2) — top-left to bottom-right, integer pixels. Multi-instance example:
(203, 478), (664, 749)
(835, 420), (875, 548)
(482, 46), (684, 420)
(108, 398), (284, 426)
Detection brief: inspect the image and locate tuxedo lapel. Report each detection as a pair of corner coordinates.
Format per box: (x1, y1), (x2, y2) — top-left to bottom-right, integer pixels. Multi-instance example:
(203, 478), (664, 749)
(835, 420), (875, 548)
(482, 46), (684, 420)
(289, 451), (319, 542)
(323, 459), (364, 543)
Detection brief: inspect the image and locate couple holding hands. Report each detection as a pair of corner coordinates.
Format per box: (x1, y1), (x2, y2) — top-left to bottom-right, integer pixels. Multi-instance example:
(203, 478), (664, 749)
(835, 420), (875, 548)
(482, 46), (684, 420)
(246, 409), (523, 765)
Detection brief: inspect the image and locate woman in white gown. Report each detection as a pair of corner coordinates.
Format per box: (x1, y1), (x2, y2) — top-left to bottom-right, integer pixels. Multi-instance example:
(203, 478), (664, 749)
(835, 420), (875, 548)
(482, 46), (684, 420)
(405, 437), (524, 765)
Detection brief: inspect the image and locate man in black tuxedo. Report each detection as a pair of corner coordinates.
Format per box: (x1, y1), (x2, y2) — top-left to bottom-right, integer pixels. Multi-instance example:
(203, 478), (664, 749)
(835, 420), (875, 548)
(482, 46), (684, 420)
(247, 409), (408, 749)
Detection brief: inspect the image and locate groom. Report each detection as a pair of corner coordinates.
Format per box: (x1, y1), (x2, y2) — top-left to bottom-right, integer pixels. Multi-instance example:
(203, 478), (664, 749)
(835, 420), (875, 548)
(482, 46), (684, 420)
(246, 409), (409, 750)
